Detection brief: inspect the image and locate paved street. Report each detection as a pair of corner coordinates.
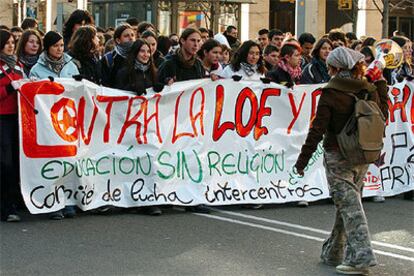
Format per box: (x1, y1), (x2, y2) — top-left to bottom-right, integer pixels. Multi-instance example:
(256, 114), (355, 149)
(1, 197), (413, 276)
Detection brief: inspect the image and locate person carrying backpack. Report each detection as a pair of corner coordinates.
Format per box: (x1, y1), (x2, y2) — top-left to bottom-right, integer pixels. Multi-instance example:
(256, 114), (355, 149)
(294, 47), (388, 275)
(100, 24), (135, 87)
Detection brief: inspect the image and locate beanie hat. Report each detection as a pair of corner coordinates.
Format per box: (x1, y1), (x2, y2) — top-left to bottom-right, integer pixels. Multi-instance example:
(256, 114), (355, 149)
(43, 31), (63, 51)
(326, 47), (365, 70)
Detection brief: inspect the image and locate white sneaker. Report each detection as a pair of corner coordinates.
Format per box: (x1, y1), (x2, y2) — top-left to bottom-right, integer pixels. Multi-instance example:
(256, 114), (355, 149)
(372, 196), (385, 203)
(336, 264), (369, 275)
(297, 200), (309, 207)
(6, 214), (21, 222)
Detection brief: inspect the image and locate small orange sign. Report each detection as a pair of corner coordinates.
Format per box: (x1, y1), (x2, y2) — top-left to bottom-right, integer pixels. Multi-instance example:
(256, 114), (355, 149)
(338, 0), (352, 10)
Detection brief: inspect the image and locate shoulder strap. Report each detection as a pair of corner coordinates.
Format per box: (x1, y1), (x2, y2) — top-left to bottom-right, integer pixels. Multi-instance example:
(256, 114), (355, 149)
(72, 58), (82, 70)
(104, 51), (114, 68)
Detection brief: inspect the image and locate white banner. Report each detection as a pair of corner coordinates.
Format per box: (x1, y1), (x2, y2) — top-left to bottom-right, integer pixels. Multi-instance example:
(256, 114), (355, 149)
(18, 79), (414, 214)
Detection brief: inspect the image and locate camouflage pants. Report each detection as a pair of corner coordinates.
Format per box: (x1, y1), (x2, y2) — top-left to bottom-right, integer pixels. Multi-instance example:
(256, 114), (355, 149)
(321, 150), (377, 268)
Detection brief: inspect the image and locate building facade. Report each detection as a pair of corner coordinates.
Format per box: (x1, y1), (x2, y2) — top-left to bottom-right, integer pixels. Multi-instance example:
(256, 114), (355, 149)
(1, 0), (412, 40)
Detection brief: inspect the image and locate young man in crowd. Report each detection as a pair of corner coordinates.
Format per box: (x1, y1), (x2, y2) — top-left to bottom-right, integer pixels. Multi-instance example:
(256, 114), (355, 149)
(298, 32), (316, 69)
(257, 28), (269, 50)
(223, 25), (240, 52)
(199, 27), (210, 44)
(328, 29), (347, 48)
(157, 28), (211, 213)
(269, 29), (284, 50)
(125, 17), (139, 36)
(263, 45), (279, 71)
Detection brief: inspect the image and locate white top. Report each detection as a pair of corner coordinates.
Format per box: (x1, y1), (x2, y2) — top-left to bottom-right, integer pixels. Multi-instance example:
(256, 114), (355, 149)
(219, 65), (264, 81)
(205, 63), (224, 77)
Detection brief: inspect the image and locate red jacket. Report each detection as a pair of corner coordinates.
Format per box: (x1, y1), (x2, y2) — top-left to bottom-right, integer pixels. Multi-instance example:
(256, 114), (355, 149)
(0, 61), (24, 115)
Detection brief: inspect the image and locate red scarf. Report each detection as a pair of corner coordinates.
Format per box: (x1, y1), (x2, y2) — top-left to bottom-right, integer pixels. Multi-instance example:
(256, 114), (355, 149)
(277, 58), (302, 83)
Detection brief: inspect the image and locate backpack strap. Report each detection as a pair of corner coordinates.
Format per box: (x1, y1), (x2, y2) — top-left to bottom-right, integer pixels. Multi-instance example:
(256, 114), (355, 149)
(72, 58), (82, 70)
(104, 51), (114, 69)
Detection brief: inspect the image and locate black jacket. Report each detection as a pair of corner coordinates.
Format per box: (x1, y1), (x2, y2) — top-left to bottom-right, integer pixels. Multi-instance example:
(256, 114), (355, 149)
(114, 66), (154, 96)
(100, 50), (127, 88)
(69, 51), (102, 84)
(157, 53), (205, 84)
(266, 67), (295, 88)
(153, 51), (165, 69)
(300, 61), (330, 84)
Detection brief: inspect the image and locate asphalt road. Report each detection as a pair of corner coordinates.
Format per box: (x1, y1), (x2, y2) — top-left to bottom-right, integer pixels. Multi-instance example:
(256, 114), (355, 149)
(1, 197), (413, 276)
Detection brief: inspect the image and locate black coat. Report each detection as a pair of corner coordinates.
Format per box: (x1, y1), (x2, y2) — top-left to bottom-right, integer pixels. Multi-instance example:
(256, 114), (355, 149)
(114, 66), (154, 96)
(69, 52), (102, 84)
(100, 50), (127, 88)
(266, 67), (295, 88)
(157, 53), (205, 84)
(153, 51), (165, 69)
(300, 61), (330, 84)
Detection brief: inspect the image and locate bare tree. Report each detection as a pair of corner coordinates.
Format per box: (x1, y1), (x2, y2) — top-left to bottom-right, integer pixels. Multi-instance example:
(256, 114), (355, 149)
(372, 0), (389, 38)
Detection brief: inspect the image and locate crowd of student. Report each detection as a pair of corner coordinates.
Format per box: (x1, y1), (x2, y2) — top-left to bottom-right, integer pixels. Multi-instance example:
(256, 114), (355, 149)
(0, 9), (413, 223)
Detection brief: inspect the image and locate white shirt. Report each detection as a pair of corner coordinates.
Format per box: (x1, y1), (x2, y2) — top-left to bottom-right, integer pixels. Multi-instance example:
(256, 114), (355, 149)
(219, 64), (264, 81)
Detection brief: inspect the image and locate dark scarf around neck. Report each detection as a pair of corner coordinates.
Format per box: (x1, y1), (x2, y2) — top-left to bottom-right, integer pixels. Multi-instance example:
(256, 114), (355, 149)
(0, 53), (17, 69)
(177, 48), (196, 68)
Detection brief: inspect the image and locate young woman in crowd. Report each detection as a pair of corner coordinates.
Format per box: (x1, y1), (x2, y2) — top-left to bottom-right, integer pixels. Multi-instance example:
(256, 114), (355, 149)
(0, 30), (24, 222)
(141, 30), (165, 69)
(68, 25), (101, 84)
(158, 28), (205, 85)
(114, 39), (158, 96)
(301, 38), (333, 84)
(219, 40), (265, 81)
(267, 41), (302, 87)
(29, 32), (79, 220)
(295, 47), (388, 275)
(197, 38), (223, 79)
(101, 24), (136, 87)
(16, 29), (42, 77)
(62, 9), (94, 51)
(29, 31), (79, 79)
(115, 43), (161, 215)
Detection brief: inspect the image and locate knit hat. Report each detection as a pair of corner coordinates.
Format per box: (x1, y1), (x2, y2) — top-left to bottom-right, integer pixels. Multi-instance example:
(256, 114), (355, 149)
(43, 31), (63, 51)
(326, 46), (365, 70)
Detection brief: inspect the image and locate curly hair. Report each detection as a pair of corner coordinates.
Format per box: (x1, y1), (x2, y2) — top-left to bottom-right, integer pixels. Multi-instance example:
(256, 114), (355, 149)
(68, 25), (97, 59)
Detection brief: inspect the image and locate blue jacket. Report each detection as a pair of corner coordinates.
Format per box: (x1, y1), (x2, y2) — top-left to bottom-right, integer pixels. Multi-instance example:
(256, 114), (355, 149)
(29, 52), (79, 79)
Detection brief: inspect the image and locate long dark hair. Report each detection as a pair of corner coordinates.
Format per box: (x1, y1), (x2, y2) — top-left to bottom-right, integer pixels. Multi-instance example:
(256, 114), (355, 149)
(16, 29), (43, 57)
(311, 38), (333, 59)
(126, 39), (157, 90)
(63, 9), (93, 41)
(69, 25), (97, 60)
(0, 30), (14, 51)
(230, 40), (265, 73)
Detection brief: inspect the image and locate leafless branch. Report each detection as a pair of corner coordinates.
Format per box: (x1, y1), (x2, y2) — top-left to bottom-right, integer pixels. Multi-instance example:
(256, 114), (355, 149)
(372, 0), (383, 14)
